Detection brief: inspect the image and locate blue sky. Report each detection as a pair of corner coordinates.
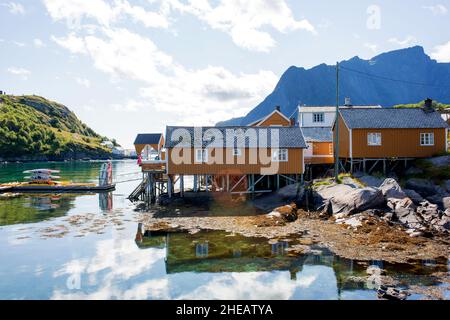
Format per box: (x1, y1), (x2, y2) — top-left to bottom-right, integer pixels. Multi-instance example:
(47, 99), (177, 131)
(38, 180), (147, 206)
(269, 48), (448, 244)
(1, 0), (450, 148)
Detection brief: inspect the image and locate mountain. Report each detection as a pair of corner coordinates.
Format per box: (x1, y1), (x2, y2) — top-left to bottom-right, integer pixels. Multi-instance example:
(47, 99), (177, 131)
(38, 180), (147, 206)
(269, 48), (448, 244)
(0, 95), (115, 161)
(217, 46), (450, 126)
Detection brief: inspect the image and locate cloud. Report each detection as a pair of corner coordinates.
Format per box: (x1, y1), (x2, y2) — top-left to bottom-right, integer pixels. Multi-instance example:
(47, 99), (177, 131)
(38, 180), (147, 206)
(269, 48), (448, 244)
(112, 99), (146, 112)
(422, 4), (448, 15)
(431, 41), (450, 62)
(2, 2), (25, 15)
(388, 35), (417, 47)
(364, 42), (378, 52)
(51, 33), (88, 54)
(43, 0), (170, 29)
(33, 38), (46, 48)
(51, 27), (277, 124)
(75, 77), (91, 88)
(7, 67), (31, 79)
(13, 41), (25, 47)
(170, 0), (316, 52)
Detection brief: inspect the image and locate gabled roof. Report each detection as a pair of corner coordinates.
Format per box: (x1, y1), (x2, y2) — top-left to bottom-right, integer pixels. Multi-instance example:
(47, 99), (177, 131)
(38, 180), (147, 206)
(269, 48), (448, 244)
(298, 105), (382, 113)
(301, 127), (333, 142)
(339, 108), (449, 129)
(134, 133), (162, 145)
(247, 109), (291, 126)
(164, 126), (307, 148)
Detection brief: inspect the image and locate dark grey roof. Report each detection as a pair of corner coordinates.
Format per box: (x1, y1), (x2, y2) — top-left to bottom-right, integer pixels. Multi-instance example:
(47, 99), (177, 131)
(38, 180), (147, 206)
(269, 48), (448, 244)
(134, 133), (162, 145)
(301, 127), (333, 142)
(340, 108), (449, 129)
(164, 126), (307, 148)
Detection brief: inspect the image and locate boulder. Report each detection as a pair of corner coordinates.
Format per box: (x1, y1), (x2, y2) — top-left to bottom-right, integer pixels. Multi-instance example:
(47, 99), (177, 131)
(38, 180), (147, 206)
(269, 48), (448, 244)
(276, 183), (304, 201)
(426, 195), (448, 210)
(426, 155), (450, 167)
(313, 184), (385, 215)
(405, 178), (436, 197)
(445, 180), (450, 193)
(359, 175), (383, 188)
(416, 201), (440, 223)
(405, 166), (424, 175)
(379, 178), (407, 199)
(403, 189), (424, 204)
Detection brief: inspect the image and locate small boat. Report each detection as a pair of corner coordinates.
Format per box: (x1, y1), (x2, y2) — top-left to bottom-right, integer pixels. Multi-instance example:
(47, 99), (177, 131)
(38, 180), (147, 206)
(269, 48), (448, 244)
(23, 169), (60, 174)
(0, 163), (115, 193)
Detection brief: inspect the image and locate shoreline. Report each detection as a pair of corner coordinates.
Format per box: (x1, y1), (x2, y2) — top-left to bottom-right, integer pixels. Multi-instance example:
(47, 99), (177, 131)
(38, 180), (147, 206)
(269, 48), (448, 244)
(140, 205), (449, 265)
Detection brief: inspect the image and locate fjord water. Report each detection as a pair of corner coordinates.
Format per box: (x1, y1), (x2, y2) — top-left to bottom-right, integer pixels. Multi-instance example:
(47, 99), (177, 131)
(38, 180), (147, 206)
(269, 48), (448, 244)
(0, 160), (447, 299)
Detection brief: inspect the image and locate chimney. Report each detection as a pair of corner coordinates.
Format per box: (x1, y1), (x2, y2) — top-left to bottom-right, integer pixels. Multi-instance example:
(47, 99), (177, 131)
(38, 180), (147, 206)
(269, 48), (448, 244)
(423, 98), (434, 113)
(344, 97), (352, 107)
(275, 105), (281, 112)
(290, 117), (296, 127)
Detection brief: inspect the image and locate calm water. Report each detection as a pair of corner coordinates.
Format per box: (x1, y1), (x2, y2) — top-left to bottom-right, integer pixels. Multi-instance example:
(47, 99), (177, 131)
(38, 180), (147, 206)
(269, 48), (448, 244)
(0, 160), (448, 300)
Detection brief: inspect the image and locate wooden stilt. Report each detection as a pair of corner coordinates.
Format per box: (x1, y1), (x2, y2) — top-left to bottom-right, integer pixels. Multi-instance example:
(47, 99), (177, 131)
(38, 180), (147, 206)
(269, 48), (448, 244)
(226, 175), (230, 192)
(276, 174), (280, 190)
(168, 176), (172, 198)
(205, 175), (209, 192)
(383, 159), (386, 176)
(180, 175), (184, 197)
(194, 175), (198, 192)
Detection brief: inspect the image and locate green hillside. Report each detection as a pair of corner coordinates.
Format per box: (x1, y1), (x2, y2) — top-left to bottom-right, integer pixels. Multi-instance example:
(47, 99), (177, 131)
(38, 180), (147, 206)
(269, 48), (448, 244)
(393, 100), (450, 111)
(0, 95), (113, 160)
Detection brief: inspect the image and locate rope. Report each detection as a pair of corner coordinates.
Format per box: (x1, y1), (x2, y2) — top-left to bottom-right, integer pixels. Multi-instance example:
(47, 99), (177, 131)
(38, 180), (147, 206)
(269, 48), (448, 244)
(114, 178), (143, 184)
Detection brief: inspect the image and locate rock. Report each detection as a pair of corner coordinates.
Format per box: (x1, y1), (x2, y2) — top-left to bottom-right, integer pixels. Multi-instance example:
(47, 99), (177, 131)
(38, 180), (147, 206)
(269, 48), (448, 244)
(445, 209), (450, 217)
(379, 178), (407, 199)
(352, 171), (364, 178)
(443, 197), (450, 210)
(276, 183), (304, 201)
(426, 155), (450, 167)
(377, 285), (409, 300)
(270, 203), (298, 222)
(403, 189), (424, 204)
(436, 215), (450, 231)
(359, 175), (383, 188)
(426, 195), (448, 210)
(405, 178), (437, 197)
(405, 166), (424, 175)
(314, 184), (385, 215)
(409, 231), (424, 238)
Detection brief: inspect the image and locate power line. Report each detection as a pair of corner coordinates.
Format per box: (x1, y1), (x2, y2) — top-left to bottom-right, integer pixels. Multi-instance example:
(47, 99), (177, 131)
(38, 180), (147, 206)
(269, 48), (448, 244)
(340, 66), (450, 89)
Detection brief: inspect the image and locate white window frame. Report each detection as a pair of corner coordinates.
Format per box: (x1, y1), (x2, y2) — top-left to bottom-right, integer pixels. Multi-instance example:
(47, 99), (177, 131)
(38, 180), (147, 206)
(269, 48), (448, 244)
(195, 148), (208, 163)
(272, 149), (288, 162)
(312, 112), (325, 123)
(420, 133), (434, 146)
(367, 132), (382, 146)
(232, 148), (242, 156)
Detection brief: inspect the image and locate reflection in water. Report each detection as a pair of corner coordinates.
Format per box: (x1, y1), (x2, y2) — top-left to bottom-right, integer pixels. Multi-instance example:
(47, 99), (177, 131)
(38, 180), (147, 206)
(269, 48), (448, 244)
(0, 194), (78, 226)
(135, 225), (449, 299)
(98, 192), (113, 211)
(0, 160), (448, 300)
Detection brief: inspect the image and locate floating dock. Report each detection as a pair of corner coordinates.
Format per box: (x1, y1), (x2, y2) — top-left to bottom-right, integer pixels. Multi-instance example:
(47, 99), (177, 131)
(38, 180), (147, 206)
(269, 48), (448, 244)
(0, 182), (115, 193)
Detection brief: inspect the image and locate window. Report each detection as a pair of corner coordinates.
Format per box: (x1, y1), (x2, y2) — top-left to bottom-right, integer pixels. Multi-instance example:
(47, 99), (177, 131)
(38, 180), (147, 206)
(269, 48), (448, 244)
(195, 149), (208, 163)
(232, 148), (241, 156)
(272, 149), (288, 162)
(367, 132), (382, 146)
(420, 133), (434, 146)
(313, 113), (324, 123)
